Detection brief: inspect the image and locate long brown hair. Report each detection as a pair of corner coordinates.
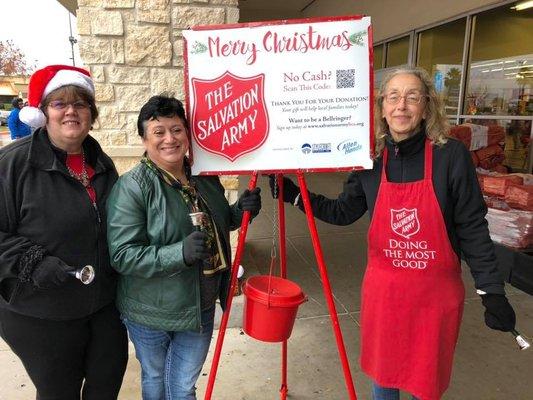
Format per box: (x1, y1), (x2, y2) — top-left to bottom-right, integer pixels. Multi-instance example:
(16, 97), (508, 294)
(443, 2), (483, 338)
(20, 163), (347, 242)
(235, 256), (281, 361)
(374, 67), (449, 158)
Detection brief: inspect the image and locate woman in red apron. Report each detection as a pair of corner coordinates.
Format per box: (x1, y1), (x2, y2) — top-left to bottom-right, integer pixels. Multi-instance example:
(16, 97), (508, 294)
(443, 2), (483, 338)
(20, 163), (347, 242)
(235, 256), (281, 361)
(269, 67), (517, 400)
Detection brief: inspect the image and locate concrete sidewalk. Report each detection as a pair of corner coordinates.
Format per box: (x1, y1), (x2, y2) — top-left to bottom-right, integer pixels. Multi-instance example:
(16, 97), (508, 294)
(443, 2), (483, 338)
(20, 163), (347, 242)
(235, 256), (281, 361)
(1, 173), (532, 399)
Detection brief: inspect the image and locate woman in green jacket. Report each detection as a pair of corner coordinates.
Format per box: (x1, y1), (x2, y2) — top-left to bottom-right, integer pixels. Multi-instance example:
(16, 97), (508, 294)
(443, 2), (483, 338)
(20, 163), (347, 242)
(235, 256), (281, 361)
(106, 95), (261, 400)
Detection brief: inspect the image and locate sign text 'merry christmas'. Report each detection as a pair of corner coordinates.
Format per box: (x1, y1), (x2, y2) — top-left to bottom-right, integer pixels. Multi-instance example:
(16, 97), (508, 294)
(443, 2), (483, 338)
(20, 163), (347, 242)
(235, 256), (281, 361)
(207, 25), (353, 65)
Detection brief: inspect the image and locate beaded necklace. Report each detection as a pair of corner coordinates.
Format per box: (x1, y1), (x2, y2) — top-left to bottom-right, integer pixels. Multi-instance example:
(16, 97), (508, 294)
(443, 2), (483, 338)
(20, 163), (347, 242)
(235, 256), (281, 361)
(66, 150), (91, 188)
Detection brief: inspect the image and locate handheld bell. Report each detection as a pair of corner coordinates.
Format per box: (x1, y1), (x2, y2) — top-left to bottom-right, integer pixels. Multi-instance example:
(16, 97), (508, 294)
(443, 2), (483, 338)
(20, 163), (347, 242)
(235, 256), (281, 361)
(189, 212), (206, 229)
(68, 265), (95, 285)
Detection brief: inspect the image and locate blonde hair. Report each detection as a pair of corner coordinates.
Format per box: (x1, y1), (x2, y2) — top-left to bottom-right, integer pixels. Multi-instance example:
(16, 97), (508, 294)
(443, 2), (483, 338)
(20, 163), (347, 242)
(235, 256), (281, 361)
(374, 67), (449, 158)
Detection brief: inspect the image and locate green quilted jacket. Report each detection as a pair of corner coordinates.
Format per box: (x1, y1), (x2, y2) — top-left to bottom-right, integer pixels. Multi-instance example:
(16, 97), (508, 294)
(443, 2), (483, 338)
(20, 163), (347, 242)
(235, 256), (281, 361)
(106, 162), (243, 331)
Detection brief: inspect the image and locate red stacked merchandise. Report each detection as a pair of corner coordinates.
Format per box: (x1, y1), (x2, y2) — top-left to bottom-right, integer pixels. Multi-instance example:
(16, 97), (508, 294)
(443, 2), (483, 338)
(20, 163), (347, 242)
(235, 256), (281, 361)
(506, 185), (533, 210)
(477, 171), (533, 249)
(485, 207), (533, 249)
(449, 123), (506, 172)
(475, 145), (505, 170)
(482, 174), (523, 197)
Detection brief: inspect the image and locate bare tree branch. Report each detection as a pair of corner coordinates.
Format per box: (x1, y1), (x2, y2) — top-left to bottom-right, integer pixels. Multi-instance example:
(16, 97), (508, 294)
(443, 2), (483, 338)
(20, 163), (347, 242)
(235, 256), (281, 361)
(0, 40), (36, 75)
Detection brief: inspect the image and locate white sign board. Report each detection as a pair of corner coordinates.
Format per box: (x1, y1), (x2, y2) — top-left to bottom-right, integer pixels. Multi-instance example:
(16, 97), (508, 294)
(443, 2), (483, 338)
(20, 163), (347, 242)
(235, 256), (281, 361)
(183, 16), (374, 175)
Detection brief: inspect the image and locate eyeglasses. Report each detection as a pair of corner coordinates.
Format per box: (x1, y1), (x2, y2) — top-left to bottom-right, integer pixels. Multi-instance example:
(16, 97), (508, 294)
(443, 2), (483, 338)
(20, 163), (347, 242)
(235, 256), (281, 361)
(383, 93), (427, 105)
(48, 100), (90, 110)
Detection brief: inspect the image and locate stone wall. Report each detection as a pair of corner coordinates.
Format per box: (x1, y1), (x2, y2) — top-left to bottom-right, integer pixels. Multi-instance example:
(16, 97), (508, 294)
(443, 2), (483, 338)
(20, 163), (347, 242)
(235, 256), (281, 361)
(76, 0), (239, 175)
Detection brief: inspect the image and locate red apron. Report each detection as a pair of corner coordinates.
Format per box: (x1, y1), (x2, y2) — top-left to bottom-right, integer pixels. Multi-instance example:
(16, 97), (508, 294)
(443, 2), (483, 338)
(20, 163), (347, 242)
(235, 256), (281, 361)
(360, 140), (465, 400)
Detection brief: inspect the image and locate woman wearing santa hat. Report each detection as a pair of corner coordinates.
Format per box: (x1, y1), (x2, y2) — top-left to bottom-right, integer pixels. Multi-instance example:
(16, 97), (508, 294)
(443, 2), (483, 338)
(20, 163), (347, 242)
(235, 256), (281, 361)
(0, 65), (128, 399)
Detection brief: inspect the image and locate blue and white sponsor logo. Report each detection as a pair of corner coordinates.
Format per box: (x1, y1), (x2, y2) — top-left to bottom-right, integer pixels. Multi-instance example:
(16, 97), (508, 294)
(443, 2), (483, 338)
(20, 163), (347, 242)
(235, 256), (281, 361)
(301, 143), (312, 154)
(302, 143), (332, 154)
(337, 139), (362, 154)
(312, 143), (331, 153)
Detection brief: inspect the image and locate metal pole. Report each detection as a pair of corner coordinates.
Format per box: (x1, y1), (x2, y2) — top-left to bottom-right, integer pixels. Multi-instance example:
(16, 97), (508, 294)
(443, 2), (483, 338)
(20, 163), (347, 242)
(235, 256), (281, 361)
(297, 172), (358, 400)
(277, 174), (288, 400)
(204, 172), (258, 400)
(278, 174), (287, 277)
(68, 12), (77, 67)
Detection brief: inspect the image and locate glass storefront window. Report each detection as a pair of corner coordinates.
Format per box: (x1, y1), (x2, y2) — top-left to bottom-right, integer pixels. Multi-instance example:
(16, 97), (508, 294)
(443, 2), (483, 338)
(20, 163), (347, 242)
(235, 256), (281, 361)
(374, 66), (410, 93)
(465, 4), (533, 117)
(374, 44), (383, 69)
(462, 117), (532, 172)
(417, 18), (466, 117)
(375, 39), (409, 90)
(385, 36), (409, 68)
(374, 68), (386, 92)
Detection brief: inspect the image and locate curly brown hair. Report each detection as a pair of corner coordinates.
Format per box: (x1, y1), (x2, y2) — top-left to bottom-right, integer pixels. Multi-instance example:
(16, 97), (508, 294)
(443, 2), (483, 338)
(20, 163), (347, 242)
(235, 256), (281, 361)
(374, 67), (449, 158)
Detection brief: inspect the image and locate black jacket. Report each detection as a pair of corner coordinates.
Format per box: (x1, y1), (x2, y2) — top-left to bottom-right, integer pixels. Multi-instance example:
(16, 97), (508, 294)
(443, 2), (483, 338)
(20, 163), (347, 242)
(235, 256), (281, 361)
(0, 129), (119, 320)
(305, 130), (505, 294)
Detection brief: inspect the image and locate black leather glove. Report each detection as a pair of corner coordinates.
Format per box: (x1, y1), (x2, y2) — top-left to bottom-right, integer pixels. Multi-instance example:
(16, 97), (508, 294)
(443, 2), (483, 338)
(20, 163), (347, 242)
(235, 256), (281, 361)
(183, 231), (210, 266)
(31, 256), (75, 289)
(238, 187), (261, 217)
(268, 175), (300, 204)
(481, 293), (516, 332)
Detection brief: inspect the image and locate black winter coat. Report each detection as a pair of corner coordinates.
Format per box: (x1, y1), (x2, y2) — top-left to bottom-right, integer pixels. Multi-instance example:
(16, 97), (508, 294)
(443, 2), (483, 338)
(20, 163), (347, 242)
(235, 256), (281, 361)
(304, 130), (505, 294)
(0, 129), (119, 320)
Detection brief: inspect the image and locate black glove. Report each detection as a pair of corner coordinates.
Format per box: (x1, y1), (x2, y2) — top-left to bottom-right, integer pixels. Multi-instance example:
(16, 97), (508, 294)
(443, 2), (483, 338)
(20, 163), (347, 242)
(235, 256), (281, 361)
(268, 175), (300, 204)
(183, 231), (210, 266)
(481, 293), (516, 332)
(31, 256), (75, 289)
(238, 187), (261, 217)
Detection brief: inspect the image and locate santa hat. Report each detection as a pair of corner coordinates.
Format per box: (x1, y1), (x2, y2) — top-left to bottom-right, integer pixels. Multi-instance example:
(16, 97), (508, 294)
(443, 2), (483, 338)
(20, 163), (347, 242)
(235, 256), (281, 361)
(20, 65), (95, 128)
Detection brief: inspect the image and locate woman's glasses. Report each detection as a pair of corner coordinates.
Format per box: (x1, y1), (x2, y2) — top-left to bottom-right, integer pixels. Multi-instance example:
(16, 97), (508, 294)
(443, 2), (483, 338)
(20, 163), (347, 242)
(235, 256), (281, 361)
(383, 93), (427, 105)
(48, 100), (90, 110)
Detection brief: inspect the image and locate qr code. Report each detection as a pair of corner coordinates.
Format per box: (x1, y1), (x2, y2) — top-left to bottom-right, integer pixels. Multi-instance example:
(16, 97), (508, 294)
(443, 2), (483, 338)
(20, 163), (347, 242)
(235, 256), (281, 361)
(336, 69), (355, 89)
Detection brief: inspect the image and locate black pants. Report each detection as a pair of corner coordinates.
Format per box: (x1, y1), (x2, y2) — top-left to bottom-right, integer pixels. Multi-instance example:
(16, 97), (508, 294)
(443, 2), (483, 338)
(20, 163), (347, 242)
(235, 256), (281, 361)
(0, 303), (128, 400)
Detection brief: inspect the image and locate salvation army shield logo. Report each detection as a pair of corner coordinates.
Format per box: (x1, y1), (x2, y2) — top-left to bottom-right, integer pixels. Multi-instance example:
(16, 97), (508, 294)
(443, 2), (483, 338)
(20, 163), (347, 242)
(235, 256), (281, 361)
(390, 208), (420, 239)
(191, 71), (269, 161)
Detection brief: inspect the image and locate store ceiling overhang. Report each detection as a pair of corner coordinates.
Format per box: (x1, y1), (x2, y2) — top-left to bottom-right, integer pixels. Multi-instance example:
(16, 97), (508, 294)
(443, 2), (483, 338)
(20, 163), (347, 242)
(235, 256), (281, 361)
(58, 0), (77, 15)
(57, 0), (315, 17)
(239, 0), (316, 12)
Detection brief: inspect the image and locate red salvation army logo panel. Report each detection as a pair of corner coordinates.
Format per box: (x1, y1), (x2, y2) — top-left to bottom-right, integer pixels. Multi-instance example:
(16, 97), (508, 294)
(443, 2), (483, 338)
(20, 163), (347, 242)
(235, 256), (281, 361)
(390, 208), (420, 239)
(191, 71), (269, 161)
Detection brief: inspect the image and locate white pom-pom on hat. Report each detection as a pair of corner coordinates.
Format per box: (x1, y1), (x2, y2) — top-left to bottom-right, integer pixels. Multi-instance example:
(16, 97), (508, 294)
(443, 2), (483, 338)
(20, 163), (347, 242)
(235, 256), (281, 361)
(19, 64), (94, 128)
(19, 107), (47, 128)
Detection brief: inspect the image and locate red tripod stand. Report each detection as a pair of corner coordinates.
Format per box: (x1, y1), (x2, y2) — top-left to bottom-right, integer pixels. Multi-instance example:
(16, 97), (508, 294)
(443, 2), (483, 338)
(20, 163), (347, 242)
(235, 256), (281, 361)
(204, 172), (358, 399)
